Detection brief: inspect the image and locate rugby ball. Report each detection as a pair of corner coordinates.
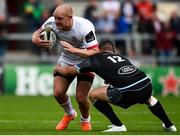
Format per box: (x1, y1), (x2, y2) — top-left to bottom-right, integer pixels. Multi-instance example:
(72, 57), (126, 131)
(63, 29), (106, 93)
(40, 27), (57, 51)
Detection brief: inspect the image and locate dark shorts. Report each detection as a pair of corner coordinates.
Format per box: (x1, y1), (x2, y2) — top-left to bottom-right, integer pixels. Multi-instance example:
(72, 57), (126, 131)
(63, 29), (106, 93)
(107, 78), (152, 109)
(54, 72), (94, 83)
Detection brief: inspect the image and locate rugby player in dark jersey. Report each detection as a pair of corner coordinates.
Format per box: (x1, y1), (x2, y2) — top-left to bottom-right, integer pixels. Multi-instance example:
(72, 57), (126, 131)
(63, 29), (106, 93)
(54, 40), (177, 132)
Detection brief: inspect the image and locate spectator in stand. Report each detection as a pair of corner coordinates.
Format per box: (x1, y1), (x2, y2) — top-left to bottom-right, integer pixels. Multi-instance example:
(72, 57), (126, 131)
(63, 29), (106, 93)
(96, 11), (115, 33)
(152, 14), (162, 33)
(114, 12), (130, 55)
(170, 11), (180, 57)
(22, 0), (45, 55)
(23, 0), (45, 32)
(101, 0), (120, 18)
(84, 0), (99, 27)
(136, 0), (156, 56)
(136, 0), (155, 33)
(120, 0), (136, 32)
(170, 11), (180, 34)
(156, 21), (176, 65)
(0, 0), (7, 57)
(114, 0), (136, 55)
(115, 13), (130, 34)
(96, 0), (120, 33)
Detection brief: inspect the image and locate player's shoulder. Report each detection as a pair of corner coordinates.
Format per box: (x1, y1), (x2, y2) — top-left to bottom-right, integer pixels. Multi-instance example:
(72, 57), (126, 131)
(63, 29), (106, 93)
(45, 16), (55, 23)
(43, 16), (56, 27)
(73, 16), (94, 28)
(73, 16), (92, 24)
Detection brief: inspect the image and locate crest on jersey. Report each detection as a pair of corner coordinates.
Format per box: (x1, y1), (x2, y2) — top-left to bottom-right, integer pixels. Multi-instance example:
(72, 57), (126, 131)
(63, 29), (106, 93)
(85, 31), (95, 43)
(118, 65), (137, 75)
(71, 36), (78, 42)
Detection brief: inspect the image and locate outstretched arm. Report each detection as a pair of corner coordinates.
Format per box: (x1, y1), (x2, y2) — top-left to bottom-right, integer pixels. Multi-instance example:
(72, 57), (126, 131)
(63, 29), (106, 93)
(60, 41), (99, 58)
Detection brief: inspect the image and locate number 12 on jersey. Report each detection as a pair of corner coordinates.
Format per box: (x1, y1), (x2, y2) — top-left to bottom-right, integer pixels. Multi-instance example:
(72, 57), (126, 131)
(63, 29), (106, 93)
(107, 56), (125, 63)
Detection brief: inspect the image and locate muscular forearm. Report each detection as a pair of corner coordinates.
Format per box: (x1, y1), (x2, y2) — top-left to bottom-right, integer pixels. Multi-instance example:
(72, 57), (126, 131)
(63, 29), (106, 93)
(73, 48), (99, 58)
(32, 29), (41, 44)
(60, 41), (99, 58)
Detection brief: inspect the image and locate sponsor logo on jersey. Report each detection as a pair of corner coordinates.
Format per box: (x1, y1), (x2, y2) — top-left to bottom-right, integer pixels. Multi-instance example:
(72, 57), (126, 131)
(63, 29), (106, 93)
(118, 65), (137, 75)
(85, 31), (95, 43)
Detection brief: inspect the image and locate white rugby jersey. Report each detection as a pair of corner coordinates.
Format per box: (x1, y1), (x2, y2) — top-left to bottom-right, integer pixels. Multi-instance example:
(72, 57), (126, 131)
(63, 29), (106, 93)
(41, 16), (98, 65)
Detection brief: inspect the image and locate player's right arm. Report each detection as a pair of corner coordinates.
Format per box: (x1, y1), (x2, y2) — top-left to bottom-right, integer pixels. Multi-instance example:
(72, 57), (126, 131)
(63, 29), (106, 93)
(32, 28), (51, 49)
(32, 17), (55, 49)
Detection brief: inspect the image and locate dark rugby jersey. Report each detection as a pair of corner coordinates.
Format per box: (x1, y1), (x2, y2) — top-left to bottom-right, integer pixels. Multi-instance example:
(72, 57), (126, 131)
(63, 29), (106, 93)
(76, 52), (147, 88)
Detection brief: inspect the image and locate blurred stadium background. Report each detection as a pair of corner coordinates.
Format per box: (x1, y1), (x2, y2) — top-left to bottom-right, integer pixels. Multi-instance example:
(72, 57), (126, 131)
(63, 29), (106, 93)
(0, 0), (180, 135)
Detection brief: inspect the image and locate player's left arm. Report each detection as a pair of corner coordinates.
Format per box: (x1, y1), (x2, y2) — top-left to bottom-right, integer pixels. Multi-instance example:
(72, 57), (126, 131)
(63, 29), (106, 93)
(60, 41), (99, 58)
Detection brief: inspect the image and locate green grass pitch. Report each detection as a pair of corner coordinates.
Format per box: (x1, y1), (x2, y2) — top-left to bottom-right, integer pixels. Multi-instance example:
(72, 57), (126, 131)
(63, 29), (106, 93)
(0, 95), (179, 135)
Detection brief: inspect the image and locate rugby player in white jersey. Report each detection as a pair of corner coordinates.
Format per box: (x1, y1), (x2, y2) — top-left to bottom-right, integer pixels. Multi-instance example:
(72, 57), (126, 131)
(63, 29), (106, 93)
(32, 4), (99, 131)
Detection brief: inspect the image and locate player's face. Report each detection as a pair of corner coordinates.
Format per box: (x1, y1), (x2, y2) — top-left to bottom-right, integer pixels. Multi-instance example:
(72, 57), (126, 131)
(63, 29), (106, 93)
(54, 15), (72, 31)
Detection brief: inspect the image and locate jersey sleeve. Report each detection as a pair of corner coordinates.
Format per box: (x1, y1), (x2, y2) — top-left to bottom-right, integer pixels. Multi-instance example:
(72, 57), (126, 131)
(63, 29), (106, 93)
(41, 16), (56, 30)
(75, 59), (93, 73)
(81, 20), (98, 49)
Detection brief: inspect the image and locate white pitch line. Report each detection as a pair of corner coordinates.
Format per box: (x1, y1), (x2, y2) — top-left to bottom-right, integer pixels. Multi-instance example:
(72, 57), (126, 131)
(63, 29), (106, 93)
(0, 120), (101, 124)
(0, 110), (178, 114)
(0, 120), (56, 123)
(0, 112), (60, 115)
(1, 119), (179, 124)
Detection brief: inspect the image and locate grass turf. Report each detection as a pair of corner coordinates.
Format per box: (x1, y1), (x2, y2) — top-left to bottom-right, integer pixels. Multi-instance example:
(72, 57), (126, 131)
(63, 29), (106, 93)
(0, 95), (179, 135)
